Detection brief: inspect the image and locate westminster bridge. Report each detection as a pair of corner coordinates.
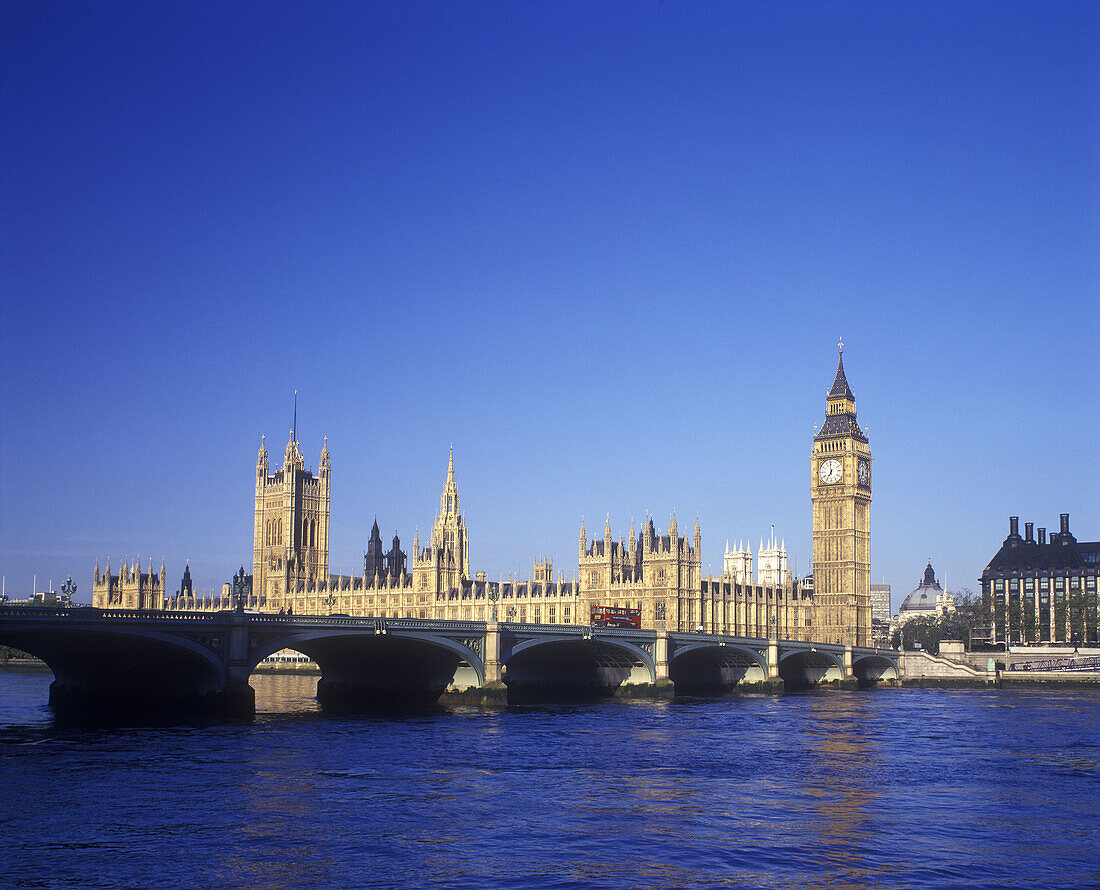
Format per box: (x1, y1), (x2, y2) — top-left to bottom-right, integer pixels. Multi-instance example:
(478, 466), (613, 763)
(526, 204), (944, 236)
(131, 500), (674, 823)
(0, 608), (900, 716)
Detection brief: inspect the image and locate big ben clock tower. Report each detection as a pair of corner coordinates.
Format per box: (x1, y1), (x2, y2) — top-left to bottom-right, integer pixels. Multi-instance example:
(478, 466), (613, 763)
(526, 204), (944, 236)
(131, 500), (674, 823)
(811, 341), (872, 646)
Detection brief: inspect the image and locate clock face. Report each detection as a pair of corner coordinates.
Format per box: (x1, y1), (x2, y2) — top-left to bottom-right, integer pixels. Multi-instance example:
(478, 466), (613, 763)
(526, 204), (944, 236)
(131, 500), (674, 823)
(858, 459), (869, 486)
(819, 458), (843, 484)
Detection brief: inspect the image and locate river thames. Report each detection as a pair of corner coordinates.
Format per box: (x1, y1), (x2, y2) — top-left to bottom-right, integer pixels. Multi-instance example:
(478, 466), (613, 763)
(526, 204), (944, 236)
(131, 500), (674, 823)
(1, 668), (1098, 889)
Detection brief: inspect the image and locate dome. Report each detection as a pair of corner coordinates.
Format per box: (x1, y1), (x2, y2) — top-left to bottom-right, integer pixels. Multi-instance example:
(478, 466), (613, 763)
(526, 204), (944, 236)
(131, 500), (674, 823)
(899, 560), (944, 613)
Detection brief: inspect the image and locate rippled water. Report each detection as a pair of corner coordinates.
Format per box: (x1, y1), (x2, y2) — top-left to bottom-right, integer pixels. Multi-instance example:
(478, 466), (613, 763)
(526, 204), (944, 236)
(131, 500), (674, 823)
(2, 668), (1099, 889)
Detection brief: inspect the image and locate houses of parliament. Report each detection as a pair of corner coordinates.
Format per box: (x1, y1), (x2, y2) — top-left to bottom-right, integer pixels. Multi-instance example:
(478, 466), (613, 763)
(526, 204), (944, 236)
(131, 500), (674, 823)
(92, 348), (873, 645)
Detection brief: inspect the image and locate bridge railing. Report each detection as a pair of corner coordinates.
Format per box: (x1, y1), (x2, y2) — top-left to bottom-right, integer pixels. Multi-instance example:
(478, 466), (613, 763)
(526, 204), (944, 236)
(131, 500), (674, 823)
(0, 606), (229, 622)
(1009, 655), (1100, 672)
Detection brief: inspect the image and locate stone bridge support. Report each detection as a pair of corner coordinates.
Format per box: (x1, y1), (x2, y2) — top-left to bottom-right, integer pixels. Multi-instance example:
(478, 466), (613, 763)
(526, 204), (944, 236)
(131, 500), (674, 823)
(483, 621), (502, 684)
(655, 632), (669, 682)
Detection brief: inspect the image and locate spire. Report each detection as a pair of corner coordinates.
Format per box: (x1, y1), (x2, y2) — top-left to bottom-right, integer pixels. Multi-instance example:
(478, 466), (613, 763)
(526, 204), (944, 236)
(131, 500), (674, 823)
(440, 446), (459, 515)
(828, 343), (855, 400)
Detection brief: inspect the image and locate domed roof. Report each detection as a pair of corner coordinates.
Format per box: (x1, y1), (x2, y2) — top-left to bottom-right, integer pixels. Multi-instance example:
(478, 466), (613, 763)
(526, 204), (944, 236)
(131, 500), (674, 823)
(899, 560), (944, 613)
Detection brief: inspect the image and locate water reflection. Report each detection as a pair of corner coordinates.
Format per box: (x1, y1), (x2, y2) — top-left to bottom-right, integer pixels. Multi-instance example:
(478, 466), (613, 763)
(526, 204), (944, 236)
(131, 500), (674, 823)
(799, 693), (885, 889)
(252, 673), (320, 714)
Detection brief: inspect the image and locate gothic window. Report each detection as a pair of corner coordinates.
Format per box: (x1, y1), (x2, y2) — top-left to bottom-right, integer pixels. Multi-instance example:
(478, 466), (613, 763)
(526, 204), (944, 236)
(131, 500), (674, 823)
(590, 571), (599, 585)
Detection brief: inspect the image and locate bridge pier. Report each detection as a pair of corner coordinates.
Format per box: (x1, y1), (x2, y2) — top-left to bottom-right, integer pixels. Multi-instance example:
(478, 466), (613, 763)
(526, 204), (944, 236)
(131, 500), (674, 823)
(768, 638), (779, 680)
(655, 632), (669, 682)
(844, 643), (854, 678)
(484, 621), (502, 684)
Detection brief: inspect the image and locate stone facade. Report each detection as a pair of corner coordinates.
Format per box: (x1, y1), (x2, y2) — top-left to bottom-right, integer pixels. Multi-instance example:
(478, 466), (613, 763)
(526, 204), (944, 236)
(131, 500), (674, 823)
(253, 432), (331, 599)
(577, 513), (701, 630)
(98, 353), (879, 641)
(981, 514), (1100, 645)
(412, 446), (469, 597)
(810, 346), (873, 646)
(92, 557), (166, 609)
(723, 540), (752, 583)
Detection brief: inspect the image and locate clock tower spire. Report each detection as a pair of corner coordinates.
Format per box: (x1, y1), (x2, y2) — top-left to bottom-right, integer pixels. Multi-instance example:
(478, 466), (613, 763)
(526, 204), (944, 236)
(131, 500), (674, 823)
(810, 342), (872, 646)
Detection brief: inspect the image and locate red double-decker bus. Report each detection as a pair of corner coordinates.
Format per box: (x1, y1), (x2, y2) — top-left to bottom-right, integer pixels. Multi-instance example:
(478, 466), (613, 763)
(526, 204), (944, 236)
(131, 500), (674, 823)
(589, 606), (641, 628)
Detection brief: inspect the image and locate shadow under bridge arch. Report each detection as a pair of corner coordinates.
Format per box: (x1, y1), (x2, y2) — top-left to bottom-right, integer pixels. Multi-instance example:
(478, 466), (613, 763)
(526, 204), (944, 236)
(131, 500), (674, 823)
(668, 641), (769, 692)
(503, 635), (654, 697)
(0, 624), (227, 715)
(251, 629), (484, 709)
(852, 653), (899, 684)
(779, 648), (847, 689)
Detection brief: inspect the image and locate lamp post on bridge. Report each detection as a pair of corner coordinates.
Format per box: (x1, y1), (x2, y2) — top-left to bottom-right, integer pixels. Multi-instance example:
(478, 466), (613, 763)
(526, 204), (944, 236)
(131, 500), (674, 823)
(324, 591), (337, 616)
(60, 576), (76, 608)
(489, 587), (499, 622)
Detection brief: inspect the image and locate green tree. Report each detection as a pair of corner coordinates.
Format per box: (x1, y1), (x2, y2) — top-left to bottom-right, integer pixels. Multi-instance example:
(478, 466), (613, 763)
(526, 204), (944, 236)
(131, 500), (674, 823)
(901, 615), (944, 654)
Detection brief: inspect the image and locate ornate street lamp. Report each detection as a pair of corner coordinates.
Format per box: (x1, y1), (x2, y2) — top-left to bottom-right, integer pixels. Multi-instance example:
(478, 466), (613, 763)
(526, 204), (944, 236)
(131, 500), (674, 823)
(60, 576), (76, 607)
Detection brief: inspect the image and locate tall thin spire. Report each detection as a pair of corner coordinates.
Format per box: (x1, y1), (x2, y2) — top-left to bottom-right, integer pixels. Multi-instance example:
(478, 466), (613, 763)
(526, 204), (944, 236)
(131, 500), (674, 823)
(292, 390), (298, 442)
(828, 345), (854, 400)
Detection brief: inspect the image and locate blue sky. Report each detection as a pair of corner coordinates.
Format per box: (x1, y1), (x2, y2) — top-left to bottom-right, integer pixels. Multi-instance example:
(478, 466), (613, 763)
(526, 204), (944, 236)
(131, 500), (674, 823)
(2, 1), (1097, 610)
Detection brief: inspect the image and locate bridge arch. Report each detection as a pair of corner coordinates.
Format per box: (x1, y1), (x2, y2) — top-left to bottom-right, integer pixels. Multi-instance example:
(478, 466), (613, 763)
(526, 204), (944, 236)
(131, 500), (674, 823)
(778, 648), (846, 688)
(852, 653), (900, 683)
(668, 641), (769, 691)
(502, 634), (655, 694)
(249, 629), (485, 708)
(0, 623), (229, 714)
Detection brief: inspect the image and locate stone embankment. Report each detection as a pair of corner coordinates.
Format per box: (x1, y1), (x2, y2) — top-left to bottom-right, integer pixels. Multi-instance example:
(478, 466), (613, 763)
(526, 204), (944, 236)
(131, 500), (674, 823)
(900, 644), (992, 687)
(900, 641), (1100, 688)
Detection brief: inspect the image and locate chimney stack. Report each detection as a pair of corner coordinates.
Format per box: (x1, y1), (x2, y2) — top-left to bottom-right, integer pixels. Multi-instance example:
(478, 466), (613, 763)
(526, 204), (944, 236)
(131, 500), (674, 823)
(1060, 513), (1070, 534)
(1038, 528), (1046, 545)
(1025, 522), (1034, 543)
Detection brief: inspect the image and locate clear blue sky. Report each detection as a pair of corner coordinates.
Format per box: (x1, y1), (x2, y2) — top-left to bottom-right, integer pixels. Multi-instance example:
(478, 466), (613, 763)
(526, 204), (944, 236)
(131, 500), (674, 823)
(2, 1), (1097, 610)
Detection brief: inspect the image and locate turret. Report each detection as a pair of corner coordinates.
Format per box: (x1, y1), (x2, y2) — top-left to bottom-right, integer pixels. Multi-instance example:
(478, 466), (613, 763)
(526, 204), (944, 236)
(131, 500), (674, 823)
(319, 436), (330, 476)
(579, 518), (587, 558)
(693, 515), (701, 555)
